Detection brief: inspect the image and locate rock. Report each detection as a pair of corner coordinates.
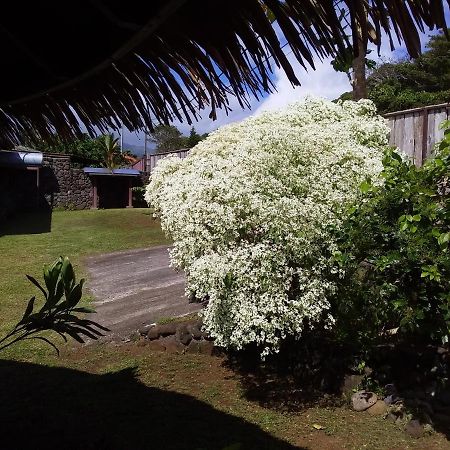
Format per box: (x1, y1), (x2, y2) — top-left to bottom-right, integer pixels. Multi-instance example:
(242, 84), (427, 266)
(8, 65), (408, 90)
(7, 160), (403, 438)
(158, 323), (178, 337)
(405, 419), (424, 439)
(187, 323), (202, 340)
(198, 340), (215, 355)
(367, 400), (388, 416)
(341, 374), (364, 396)
(384, 384), (397, 396)
(185, 339), (215, 355)
(147, 326), (160, 340)
(147, 339), (166, 352)
(177, 325), (193, 346)
(160, 335), (185, 354)
(138, 326), (150, 336)
(351, 391), (377, 412)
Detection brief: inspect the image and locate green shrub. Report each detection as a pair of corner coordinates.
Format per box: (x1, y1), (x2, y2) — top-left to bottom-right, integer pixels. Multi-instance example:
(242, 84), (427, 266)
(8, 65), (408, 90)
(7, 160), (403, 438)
(132, 186), (148, 208)
(334, 121), (450, 346)
(0, 256), (108, 354)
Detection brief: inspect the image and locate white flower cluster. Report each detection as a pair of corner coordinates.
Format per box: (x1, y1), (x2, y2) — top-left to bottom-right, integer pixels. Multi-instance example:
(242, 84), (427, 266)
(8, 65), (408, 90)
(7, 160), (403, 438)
(146, 98), (389, 356)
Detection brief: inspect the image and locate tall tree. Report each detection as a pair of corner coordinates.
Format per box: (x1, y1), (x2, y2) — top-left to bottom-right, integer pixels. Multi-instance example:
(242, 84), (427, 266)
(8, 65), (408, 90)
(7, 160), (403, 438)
(336, 29), (450, 112)
(331, 5), (377, 100)
(149, 125), (187, 153)
(100, 134), (122, 169)
(187, 126), (208, 148)
(366, 29), (450, 113)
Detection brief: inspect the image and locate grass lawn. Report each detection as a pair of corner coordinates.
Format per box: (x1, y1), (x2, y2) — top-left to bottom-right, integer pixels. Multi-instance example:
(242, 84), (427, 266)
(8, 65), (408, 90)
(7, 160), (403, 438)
(0, 208), (169, 358)
(0, 209), (449, 449)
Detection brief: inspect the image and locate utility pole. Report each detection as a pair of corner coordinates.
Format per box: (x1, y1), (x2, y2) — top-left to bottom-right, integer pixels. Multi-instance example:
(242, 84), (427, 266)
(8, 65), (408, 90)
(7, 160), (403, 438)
(120, 124), (124, 153)
(144, 129), (148, 172)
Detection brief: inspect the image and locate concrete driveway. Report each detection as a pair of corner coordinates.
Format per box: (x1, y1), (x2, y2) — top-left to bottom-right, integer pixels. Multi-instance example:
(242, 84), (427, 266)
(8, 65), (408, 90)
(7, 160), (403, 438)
(85, 245), (201, 340)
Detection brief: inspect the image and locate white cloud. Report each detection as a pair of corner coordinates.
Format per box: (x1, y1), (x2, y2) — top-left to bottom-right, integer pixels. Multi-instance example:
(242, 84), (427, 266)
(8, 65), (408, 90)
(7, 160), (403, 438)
(253, 54), (351, 115)
(124, 12), (449, 147)
(172, 92), (262, 136)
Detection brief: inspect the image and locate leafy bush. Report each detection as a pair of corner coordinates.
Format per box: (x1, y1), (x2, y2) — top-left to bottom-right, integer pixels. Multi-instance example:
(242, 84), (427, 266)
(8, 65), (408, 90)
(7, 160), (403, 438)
(146, 98), (389, 356)
(132, 186), (147, 208)
(0, 256), (108, 353)
(334, 121), (450, 346)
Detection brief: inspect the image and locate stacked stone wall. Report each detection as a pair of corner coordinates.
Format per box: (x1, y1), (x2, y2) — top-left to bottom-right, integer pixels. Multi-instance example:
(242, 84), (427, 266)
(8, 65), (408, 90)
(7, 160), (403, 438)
(41, 154), (92, 209)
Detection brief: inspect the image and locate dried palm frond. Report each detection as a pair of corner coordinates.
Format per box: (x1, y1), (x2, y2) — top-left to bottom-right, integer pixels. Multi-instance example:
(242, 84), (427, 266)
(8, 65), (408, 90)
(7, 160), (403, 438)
(0, 0), (448, 147)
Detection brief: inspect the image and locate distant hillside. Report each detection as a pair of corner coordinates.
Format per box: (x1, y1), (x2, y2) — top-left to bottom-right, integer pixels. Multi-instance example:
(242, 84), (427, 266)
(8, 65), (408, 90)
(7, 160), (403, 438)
(123, 142), (155, 156)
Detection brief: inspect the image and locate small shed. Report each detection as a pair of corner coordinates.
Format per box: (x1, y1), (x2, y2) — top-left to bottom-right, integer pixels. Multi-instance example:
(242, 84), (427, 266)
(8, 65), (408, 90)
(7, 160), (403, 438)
(83, 167), (141, 209)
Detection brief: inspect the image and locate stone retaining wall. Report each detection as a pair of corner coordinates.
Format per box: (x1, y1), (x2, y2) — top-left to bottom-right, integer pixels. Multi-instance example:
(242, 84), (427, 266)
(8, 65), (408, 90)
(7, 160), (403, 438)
(41, 154), (92, 210)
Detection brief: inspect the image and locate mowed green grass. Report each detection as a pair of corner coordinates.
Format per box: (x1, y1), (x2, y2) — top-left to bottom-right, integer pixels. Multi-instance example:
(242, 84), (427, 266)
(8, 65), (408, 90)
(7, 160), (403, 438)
(0, 210), (449, 449)
(0, 208), (169, 359)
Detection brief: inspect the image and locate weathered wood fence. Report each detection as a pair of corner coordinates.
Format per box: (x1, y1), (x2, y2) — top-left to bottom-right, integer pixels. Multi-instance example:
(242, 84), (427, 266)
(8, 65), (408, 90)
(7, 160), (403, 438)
(385, 103), (450, 166)
(132, 148), (190, 173)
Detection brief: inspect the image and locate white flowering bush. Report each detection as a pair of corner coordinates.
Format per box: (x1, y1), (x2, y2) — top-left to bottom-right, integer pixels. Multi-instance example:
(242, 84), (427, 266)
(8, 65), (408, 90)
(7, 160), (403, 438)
(146, 98), (389, 356)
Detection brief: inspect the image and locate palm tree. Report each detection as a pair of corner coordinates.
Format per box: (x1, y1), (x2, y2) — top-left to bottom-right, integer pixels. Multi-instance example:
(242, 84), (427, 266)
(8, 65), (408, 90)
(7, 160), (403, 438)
(101, 134), (121, 169)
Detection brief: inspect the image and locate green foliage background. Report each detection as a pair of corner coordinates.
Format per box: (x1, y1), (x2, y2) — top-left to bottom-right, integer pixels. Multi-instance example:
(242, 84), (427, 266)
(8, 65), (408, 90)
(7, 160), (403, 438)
(333, 121), (450, 347)
(338, 29), (450, 113)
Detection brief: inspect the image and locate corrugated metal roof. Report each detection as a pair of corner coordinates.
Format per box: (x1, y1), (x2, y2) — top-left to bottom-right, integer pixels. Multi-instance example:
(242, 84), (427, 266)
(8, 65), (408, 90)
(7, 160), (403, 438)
(83, 167), (140, 176)
(0, 150), (43, 167)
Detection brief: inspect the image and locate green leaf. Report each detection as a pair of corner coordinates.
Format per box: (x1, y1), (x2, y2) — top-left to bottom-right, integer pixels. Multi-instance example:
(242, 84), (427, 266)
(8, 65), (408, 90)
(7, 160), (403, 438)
(26, 275), (47, 299)
(223, 272), (233, 289)
(67, 279), (84, 308)
(54, 279), (65, 305)
(391, 152), (403, 163)
(18, 297), (35, 325)
(360, 180), (372, 193)
(70, 307), (96, 314)
(61, 256), (75, 294)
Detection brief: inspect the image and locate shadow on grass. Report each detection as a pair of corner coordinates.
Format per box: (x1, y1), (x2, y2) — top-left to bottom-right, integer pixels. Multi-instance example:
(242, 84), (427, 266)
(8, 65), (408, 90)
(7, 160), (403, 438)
(226, 338), (450, 441)
(0, 360), (302, 450)
(224, 335), (351, 413)
(0, 210), (52, 236)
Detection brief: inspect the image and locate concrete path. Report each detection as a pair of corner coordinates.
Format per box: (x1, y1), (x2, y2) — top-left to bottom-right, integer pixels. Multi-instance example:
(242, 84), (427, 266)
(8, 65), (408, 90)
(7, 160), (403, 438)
(84, 245), (201, 340)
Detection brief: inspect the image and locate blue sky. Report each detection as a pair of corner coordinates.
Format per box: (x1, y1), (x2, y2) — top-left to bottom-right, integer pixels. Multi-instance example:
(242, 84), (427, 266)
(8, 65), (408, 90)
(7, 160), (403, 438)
(123, 7), (450, 150)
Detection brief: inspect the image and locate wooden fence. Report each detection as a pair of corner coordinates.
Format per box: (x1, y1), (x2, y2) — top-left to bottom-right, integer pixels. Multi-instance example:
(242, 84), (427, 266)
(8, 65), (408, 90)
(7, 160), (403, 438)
(385, 103), (450, 166)
(132, 148), (190, 173)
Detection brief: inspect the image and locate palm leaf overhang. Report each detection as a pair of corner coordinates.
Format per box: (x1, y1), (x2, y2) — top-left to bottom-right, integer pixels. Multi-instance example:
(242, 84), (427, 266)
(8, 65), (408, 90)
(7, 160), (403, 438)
(0, 0), (448, 147)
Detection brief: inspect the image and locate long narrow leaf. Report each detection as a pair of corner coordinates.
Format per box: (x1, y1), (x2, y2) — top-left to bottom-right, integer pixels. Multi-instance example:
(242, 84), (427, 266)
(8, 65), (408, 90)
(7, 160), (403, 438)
(26, 275), (47, 300)
(17, 297), (35, 325)
(67, 281), (84, 308)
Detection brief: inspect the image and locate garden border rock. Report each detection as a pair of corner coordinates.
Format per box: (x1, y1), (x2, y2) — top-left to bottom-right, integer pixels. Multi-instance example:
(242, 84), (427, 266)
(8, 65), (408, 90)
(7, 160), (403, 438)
(136, 318), (219, 356)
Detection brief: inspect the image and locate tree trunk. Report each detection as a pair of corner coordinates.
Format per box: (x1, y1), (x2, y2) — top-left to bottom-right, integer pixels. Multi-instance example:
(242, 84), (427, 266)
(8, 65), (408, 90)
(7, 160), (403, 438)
(352, 31), (368, 100)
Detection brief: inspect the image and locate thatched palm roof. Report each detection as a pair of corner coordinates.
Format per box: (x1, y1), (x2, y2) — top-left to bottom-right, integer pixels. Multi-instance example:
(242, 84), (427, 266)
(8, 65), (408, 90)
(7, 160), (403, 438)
(0, 0), (448, 146)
